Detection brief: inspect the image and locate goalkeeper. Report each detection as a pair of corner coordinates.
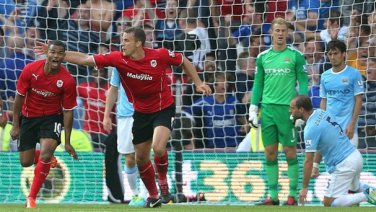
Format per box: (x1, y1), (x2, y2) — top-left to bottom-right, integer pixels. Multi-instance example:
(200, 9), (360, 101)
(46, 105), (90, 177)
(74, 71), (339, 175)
(248, 17), (308, 205)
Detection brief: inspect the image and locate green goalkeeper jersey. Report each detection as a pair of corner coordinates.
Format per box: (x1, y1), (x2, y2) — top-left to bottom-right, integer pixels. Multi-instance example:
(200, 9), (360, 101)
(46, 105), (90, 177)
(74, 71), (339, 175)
(251, 46), (308, 106)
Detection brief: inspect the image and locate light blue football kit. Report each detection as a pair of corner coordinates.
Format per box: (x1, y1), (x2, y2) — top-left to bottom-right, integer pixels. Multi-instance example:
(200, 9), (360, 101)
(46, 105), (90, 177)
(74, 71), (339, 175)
(304, 109), (355, 173)
(320, 65), (364, 131)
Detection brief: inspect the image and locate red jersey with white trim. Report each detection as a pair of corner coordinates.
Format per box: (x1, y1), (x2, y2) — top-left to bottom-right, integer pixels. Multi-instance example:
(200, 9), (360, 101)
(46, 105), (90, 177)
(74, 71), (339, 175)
(94, 48), (183, 113)
(16, 60), (77, 118)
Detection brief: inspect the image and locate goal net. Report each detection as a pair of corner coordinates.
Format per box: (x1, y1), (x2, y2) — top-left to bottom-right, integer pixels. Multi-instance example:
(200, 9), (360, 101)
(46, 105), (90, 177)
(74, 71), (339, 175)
(0, 0), (376, 206)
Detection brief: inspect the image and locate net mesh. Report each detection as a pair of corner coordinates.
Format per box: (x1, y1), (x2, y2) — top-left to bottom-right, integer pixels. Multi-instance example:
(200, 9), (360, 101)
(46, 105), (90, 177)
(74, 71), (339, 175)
(0, 0), (375, 205)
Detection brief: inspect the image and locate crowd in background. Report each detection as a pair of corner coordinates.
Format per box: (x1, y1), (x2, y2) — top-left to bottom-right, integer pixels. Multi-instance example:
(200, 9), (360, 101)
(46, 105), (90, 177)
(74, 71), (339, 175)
(0, 0), (375, 151)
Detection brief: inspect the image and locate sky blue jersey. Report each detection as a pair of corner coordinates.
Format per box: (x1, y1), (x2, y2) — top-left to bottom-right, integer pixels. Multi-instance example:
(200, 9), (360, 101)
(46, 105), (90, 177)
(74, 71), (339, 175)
(304, 109), (356, 173)
(320, 65), (364, 129)
(110, 69), (134, 118)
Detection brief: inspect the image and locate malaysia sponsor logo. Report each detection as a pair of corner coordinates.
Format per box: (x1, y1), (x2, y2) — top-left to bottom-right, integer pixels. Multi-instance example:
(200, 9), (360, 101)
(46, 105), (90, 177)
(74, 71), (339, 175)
(126, 72), (153, 80)
(150, 59), (157, 67)
(56, 80), (63, 88)
(31, 88), (56, 97)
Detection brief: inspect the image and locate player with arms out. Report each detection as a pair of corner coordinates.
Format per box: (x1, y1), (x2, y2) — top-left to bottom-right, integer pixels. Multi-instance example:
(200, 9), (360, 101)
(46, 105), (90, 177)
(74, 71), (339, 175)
(290, 95), (376, 207)
(10, 40), (78, 208)
(35, 27), (211, 208)
(312, 39), (364, 178)
(248, 17), (308, 205)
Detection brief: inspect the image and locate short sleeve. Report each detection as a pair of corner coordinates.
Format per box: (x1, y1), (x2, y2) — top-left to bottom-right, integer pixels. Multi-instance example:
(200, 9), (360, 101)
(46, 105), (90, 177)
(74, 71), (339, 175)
(159, 48), (183, 67)
(16, 64), (32, 96)
(62, 77), (78, 110)
(304, 128), (319, 153)
(110, 69), (121, 87)
(353, 70), (364, 95)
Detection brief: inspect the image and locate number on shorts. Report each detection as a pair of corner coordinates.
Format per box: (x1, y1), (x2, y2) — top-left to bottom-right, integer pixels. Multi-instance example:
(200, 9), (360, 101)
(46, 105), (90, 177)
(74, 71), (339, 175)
(54, 122), (62, 136)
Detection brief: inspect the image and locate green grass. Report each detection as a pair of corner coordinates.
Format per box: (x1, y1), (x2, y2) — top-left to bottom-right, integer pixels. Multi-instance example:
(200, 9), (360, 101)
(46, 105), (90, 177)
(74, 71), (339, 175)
(1, 204), (375, 212)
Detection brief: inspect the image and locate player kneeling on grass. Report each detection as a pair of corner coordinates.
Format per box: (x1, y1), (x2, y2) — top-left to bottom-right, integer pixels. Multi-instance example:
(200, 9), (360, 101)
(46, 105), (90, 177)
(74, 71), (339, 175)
(290, 95), (376, 207)
(10, 40), (79, 208)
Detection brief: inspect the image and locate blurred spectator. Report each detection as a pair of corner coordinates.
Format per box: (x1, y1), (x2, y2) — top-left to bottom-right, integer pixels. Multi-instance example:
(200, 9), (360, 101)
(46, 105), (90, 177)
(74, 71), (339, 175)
(0, 0), (37, 35)
(86, 0), (116, 41)
(347, 40), (369, 77)
(0, 36), (34, 112)
(60, 3), (100, 82)
(178, 9), (211, 71)
(317, 0), (340, 30)
(36, 0), (69, 40)
(228, 2), (269, 49)
(182, 52), (218, 107)
(265, 0), (287, 23)
(358, 58), (376, 148)
(320, 11), (348, 44)
(287, 0), (320, 41)
(185, 72), (248, 149)
(368, 10), (376, 59)
(300, 39), (324, 109)
(210, 0), (250, 71)
(109, 15), (132, 51)
(0, 26), (5, 58)
(23, 26), (43, 60)
(122, 0), (165, 28)
(155, 0), (182, 49)
(77, 67), (110, 152)
(235, 51), (254, 106)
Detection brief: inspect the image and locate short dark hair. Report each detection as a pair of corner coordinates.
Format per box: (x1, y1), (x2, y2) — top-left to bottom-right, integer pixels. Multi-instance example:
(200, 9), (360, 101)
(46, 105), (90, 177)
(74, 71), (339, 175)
(295, 95), (313, 111)
(124, 27), (146, 46)
(48, 40), (66, 51)
(327, 40), (347, 53)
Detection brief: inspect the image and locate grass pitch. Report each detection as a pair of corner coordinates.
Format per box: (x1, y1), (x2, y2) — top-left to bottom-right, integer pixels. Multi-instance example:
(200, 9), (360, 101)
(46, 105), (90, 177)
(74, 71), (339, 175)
(1, 204), (375, 212)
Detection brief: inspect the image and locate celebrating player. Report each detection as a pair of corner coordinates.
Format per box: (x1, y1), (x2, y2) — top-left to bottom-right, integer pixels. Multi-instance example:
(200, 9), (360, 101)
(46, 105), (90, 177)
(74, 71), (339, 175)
(290, 95), (376, 207)
(11, 40), (78, 208)
(248, 17), (308, 205)
(35, 27), (211, 208)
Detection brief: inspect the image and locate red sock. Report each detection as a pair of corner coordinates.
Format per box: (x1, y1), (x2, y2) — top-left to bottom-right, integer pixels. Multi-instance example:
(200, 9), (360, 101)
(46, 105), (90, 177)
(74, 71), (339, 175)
(33, 149), (40, 164)
(138, 160), (158, 198)
(154, 151), (168, 182)
(28, 159), (51, 199)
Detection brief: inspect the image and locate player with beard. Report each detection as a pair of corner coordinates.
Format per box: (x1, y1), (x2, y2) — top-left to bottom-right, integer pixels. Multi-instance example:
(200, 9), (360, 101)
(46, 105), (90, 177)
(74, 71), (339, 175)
(11, 40), (78, 208)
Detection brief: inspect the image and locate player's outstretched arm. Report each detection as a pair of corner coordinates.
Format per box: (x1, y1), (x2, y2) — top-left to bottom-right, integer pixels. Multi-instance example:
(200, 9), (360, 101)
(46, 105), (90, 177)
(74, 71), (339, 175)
(181, 57), (212, 95)
(34, 41), (96, 67)
(63, 109), (78, 160)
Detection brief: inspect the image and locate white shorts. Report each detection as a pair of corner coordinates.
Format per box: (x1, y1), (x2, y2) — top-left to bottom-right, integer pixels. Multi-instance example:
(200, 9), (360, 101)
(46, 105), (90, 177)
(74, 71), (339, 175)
(325, 150), (363, 198)
(117, 117), (135, 154)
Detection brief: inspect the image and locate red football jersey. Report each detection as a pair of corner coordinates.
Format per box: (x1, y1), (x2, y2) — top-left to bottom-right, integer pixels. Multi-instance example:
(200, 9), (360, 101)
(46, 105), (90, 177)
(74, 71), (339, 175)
(16, 60), (77, 118)
(77, 81), (109, 134)
(94, 48), (183, 113)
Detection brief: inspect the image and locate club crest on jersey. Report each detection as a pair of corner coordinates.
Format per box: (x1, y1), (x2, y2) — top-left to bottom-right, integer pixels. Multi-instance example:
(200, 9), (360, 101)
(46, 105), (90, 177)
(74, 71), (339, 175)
(284, 57), (291, 63)
(56, 80), (63, 88)
(150, 60), (157, 67)
(341, 78), (349, 84)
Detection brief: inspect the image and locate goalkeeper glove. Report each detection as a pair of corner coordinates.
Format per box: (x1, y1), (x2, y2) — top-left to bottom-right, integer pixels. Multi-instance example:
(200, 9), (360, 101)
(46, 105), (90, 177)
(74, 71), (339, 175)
(290, 115), (305, 128)
(248, 105), (259, 128)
